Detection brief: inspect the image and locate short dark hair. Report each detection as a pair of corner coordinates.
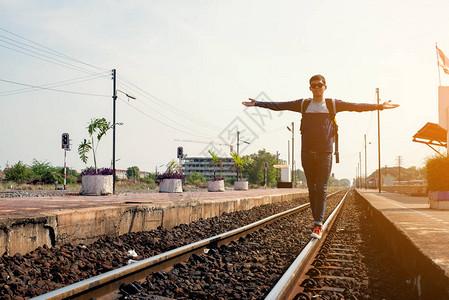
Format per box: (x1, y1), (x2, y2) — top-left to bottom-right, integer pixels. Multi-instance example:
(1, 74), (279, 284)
(309, 75), (326, 85)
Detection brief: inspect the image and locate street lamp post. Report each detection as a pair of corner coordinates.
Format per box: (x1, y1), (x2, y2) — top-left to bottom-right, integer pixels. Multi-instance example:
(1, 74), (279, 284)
(111, 69), (136, 195)
(287, 122), (295, 185)
(112, 69), (117, 194)
(376, 88), (382, 193)
(364, 134), (367, 188)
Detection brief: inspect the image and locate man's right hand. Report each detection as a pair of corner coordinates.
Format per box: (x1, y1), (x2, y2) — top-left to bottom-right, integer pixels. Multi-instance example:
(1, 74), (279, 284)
(242, 98), (256, 107)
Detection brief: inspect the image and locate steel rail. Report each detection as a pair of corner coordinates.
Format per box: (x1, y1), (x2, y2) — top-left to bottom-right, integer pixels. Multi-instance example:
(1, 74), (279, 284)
(31, 201), (312, 299)
(265, 189), (350, 300)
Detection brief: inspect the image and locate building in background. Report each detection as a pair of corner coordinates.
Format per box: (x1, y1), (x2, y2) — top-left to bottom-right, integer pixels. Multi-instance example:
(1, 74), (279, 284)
(182, 157), (236, 180)
(115, 169), (151, 180)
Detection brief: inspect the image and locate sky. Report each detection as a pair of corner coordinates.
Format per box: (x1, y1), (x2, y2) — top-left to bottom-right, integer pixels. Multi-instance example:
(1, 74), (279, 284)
(1, 0), (449, 182)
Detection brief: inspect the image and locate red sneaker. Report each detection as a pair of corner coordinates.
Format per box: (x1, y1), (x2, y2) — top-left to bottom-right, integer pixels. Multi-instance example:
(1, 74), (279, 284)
(311, 225), (323, 239)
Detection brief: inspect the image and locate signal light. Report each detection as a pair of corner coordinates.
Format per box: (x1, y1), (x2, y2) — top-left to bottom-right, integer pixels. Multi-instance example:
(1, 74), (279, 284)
(177, 146), (183, 158)
(62, 133), (69, 149)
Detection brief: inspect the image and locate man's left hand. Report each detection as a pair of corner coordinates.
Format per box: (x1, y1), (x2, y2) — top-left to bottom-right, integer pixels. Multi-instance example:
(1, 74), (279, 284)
(382, 100), (399, 109)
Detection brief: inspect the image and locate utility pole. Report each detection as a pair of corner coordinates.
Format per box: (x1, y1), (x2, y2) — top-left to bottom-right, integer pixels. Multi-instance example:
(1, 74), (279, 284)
(364, 134), (367, 188)
(236, 130), (241, 156)
(276, 151), (279, 181)
(112, 69), (117, 195)
(359, 152), (362, 188)
(397, 156), (402, 183)
(376, 88), (382, 193)
(291, 122), (295, 186)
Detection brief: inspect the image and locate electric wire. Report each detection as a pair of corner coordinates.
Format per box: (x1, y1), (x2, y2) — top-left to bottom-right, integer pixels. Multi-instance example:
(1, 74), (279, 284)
(117, 77), (222, 131)
(117, 80), (223, 136)
(125, 93), (216, 137)
(117, 75), (223, 131)
(0, 28), (108, 72)
(0, 78), (110, 97)
(0, 72), (109, 96)
(117, 96), (216, 139)
(0, 43), (100, 75)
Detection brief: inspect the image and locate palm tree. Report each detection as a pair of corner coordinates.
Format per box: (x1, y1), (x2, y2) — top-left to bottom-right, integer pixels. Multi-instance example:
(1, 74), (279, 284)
(208, 150), (223, 180)
(230, 152), (250, 181)
(78, 118), (111, 170)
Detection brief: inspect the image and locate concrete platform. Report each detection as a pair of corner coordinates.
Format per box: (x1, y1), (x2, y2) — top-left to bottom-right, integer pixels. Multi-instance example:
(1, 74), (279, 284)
(0, 188), (307, 256)
(356, 189), (449, 299)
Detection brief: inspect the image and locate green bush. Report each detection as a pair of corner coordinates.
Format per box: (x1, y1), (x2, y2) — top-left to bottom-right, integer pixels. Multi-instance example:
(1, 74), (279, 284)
(5, 161), (33, 184)
(225, 177), (237, 185)
(140, 177), (155, 184)
(40, 170), (63, 184)
(426, 155), (449, 191)
(126, 166), (140, 180)
(187, 172), (206, 185)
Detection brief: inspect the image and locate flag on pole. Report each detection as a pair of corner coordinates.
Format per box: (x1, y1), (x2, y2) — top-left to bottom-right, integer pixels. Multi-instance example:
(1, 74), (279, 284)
(436, 45), (449, 75)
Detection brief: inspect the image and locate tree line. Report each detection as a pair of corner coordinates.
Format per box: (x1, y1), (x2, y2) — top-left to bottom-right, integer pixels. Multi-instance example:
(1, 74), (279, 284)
(1, 149), (357, 187)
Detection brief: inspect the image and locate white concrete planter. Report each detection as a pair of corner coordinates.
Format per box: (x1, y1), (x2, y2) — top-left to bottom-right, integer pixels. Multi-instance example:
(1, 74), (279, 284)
(159, 179), (183, 193)
(429, 191), (449, 210)
(80, 175), (113, 196)
(207, 180), (225, 192)
(234, 181), (248, 191)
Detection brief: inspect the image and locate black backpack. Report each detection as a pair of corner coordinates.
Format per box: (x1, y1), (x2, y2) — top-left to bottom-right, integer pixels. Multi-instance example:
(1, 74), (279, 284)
(301, 98), (340, 163)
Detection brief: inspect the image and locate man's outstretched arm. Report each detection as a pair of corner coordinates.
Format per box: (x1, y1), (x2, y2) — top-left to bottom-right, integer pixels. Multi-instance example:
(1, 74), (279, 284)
(242, 98), (302, 112)
(336, 99), (400, 112)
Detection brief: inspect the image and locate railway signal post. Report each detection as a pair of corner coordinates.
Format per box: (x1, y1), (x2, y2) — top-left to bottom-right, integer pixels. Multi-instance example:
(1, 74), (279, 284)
(61, 133), (71, 190)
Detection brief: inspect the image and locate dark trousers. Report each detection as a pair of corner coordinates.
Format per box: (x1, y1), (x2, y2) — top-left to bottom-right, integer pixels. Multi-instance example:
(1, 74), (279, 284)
(301, 151), (333, 226)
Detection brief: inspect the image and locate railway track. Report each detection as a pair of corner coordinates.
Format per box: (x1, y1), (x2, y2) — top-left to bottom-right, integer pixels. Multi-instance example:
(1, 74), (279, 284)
(32, 192), (342, 299)
(29, 189), (418, 299)
(266, 189), (349, 299)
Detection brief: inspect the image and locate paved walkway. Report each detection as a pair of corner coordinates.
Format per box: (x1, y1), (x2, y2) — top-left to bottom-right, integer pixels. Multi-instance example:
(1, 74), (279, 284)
(356, 189), (449, 282)
(0, 188), (307, 216)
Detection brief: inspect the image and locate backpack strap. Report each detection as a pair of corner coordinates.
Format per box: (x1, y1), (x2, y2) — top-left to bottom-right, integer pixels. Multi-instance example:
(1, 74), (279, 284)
(301, 98), (312, 114)
(325, 98), (340, 163)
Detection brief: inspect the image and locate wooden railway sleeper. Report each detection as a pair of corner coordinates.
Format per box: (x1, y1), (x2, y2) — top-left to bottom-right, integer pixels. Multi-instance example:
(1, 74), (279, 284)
(320, 258), (354, 263)
(309, 275), (356, 281)
(304, 286), (346, 293)
(329, 247), (356, 252)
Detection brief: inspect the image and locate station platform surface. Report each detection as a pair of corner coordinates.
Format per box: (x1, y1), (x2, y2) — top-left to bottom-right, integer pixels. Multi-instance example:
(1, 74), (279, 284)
(0, 188), (308, 256)
(0, 188), (307, 217)
(356, 189), (449, 298)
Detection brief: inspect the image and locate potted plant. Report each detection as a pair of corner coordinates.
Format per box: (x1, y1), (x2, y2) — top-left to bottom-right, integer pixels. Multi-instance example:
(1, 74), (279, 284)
(207, 150), (224, 192)
(78, 118), (113, 195)
(80, 167), (114, 195)
(426, 155), (449, 209)
(156, 160), (184, 193)
(230, 152), (250, 191)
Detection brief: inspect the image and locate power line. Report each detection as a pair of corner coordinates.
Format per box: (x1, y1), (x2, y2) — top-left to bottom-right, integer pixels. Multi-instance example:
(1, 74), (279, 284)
(0, 78), (110, 97)
(0, 43), (100, 75)
(0, 28), (108, 72)
(0, 72), (109, 96)
(0, 42), (103, 75)
(118, 97), (216, 139)
(117, 75), (223, 131)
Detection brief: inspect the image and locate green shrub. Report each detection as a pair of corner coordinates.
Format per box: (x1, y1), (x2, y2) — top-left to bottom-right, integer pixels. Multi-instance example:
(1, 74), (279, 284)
(426, 155), (449, 191)
(187, 172), (206, 185)
(193, 179), (205, 188)
(40, 170), (63, 184)
(5, 161), (33, 184)
(140, 177), (155, 184)
(225, 177), (237, 185)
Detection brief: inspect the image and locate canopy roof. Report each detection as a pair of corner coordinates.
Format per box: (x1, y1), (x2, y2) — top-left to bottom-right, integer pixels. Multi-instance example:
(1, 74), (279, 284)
(412, 122), (447, 155)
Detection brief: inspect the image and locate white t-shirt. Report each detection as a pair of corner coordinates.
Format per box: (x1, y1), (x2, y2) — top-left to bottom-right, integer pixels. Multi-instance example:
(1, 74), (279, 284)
(305, 100), (329, 113)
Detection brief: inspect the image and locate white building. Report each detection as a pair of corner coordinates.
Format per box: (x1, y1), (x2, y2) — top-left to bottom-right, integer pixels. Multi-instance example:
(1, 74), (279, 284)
(182, 157), (236, 179)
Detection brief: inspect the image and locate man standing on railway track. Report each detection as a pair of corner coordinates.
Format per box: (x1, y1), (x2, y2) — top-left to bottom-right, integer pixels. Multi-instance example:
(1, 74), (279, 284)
(242, 74), (399, 239)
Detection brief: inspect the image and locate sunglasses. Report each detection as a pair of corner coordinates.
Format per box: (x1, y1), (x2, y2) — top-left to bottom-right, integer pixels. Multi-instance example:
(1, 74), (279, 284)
(310, 83), (325, 88)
